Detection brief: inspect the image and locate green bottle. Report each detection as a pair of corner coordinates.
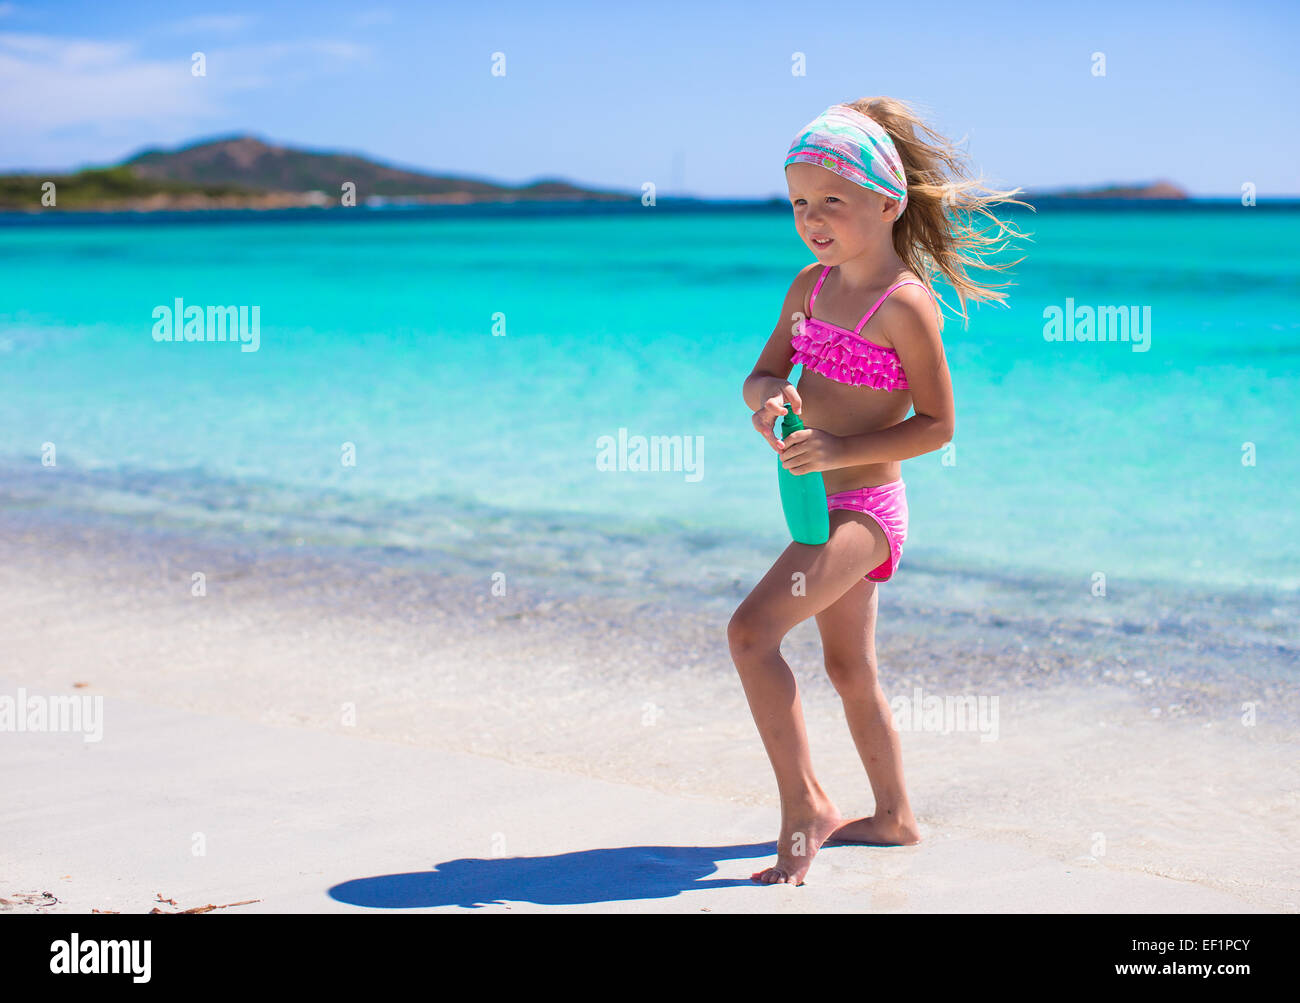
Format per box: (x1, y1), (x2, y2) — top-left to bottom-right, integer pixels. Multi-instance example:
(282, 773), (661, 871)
(776, 403), (830, 545)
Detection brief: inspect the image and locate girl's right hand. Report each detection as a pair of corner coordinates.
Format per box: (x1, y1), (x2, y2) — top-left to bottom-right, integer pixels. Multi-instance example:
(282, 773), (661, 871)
(751, 382), (803, 453)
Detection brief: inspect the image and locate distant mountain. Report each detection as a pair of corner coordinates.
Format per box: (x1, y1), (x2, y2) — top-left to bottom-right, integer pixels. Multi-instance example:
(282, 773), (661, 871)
(0, 134), (631, 212)
(125, 134), (622, 200)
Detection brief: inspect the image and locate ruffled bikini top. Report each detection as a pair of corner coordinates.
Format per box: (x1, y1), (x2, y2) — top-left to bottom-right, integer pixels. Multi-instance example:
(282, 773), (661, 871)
(791, 265), (936, 391)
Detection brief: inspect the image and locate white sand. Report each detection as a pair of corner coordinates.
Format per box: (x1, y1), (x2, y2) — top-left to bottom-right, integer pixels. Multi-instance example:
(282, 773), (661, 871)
(0, 519), (1294, 912)
(0, 688), (1265, 914)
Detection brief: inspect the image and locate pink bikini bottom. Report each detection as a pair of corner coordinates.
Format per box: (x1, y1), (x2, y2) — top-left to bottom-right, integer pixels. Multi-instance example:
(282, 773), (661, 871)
(825, 479), (908, 583)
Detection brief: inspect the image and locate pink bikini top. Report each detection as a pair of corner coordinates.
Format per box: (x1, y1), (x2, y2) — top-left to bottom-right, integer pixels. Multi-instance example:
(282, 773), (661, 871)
(791, 265), (936, 391)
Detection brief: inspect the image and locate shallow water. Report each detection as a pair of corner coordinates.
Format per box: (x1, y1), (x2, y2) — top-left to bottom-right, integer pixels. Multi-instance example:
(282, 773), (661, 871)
(2, 201), (1298, 595)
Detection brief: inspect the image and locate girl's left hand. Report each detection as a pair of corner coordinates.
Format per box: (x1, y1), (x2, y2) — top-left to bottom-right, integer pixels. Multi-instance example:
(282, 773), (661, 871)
(778, 427), (843, 475)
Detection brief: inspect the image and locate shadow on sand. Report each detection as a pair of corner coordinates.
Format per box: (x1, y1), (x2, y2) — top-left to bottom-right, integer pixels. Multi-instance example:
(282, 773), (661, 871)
(328, 842), (782, 908)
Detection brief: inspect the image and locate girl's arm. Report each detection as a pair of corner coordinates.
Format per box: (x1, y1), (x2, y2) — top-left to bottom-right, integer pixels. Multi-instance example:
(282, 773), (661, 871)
(742, 264), (822, 413)
(835, 285), (955, 465)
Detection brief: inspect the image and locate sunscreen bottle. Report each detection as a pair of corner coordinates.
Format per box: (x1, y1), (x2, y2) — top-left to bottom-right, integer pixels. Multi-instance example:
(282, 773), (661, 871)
(776, 403), (830, 545)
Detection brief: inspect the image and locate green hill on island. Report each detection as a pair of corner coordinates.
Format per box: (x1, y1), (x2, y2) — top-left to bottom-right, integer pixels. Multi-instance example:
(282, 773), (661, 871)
(0, 134), (630, 211)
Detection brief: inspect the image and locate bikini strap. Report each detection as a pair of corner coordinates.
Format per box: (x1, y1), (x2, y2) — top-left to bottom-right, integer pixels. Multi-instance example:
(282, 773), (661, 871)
(808, 265), (833, 313)
(852, 279), (936, 336)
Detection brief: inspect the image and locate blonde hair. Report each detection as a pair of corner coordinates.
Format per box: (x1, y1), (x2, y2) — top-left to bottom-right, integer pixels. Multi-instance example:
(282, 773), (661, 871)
(843, 96), (1034, 330)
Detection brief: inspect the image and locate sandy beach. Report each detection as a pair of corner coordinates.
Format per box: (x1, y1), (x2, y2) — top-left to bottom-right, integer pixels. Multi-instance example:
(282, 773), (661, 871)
(1, 510), (1295, 913)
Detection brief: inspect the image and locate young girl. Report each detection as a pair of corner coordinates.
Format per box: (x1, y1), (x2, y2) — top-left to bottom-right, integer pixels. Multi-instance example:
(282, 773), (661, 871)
(730, 97), (1029, 886)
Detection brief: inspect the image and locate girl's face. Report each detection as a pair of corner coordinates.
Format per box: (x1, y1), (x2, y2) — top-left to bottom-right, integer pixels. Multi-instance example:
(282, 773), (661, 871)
(785, 162), (897, 261)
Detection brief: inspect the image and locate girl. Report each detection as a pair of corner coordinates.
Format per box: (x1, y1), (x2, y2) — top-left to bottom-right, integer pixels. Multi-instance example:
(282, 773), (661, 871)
(730, 97), (1029, 886)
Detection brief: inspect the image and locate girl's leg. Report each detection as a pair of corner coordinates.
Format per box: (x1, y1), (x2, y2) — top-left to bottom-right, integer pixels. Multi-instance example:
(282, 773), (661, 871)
(815, 578), (921, 845)
(727, 508), (890, 884)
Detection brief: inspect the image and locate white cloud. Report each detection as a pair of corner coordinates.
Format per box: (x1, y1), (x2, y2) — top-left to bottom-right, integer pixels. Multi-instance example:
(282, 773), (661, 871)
(303, 39), (370, 60)
(0, 32), (134, 66)
(191, 38), (373, 90)
(158, 14), (260, 35)
(0, 34), (215, 132)
(0, 31), (372, 154)
(352, 10), (394, 27)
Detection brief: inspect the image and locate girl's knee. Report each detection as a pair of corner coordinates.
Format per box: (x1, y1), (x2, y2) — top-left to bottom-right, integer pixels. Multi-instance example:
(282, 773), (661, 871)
(727, 604), (781, 658)
(824, 657), (879, 701)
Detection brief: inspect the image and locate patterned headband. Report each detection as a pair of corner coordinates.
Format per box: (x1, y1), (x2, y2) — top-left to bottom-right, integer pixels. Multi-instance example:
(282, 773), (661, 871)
(784, 103), (909, 218)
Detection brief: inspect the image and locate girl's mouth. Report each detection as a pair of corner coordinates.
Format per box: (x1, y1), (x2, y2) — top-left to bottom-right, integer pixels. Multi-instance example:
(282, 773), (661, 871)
(811, 236), (834, 249)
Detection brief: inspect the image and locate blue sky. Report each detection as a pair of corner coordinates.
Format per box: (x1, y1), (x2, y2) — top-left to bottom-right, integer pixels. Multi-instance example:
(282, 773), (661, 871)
(1, 0), (1296, 197)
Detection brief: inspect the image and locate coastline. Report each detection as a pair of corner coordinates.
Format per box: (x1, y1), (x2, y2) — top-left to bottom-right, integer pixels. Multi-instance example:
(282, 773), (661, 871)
(1, 504), (1296, 911)
(9, 192), (1300, 218)
(0, 190), (634, 215)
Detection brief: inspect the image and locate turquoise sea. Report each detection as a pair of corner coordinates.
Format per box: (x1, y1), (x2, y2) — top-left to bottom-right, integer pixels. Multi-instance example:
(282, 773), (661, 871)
(2, 201), (1298, 637)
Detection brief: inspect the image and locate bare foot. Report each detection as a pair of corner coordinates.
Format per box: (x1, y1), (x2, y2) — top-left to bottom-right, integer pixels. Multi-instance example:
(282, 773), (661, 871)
(826, 813), (921, 846)
(750, 798), (843, 886)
